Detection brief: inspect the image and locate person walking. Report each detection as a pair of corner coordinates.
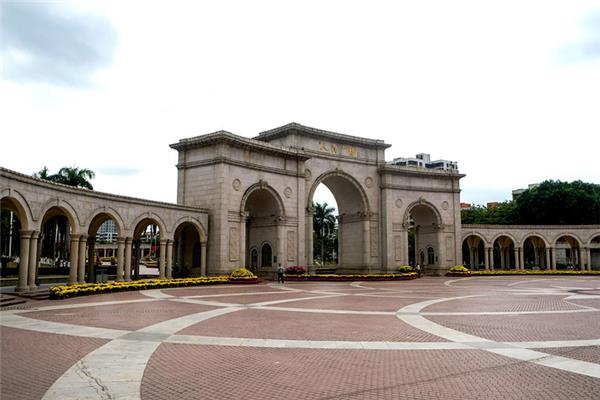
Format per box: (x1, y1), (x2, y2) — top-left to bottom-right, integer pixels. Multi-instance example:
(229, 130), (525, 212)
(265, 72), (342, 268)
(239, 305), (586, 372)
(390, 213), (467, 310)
(416, 263), (421, 278)
(277, 263), (285, 284)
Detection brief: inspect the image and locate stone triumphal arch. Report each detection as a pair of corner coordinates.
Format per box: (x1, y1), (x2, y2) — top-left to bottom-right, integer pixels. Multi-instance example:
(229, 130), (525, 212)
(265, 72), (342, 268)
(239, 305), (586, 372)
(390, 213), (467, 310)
(170, 123), (463, 275)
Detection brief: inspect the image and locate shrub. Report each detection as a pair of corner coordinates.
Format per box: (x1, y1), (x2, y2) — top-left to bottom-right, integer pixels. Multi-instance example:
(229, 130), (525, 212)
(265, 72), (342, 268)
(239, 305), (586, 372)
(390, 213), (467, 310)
(449, 265), (470, 273)
(285, 266), (306, 275)
(230, 268), (257, 279)
(398, 265), (414, 273)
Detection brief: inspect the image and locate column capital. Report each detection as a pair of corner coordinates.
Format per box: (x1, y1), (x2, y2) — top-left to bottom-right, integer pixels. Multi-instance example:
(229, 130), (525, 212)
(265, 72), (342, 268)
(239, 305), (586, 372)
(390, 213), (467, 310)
(19, 230), (34, 238)
(79, 234), (88, 242)
(125, 237), (133, 244)
(200, 241), (207, 248)
(160, 239), (168, 245)
(117, 237), (125, 245)
(70, 234), (82, 241)
(30, 230), (40, 240)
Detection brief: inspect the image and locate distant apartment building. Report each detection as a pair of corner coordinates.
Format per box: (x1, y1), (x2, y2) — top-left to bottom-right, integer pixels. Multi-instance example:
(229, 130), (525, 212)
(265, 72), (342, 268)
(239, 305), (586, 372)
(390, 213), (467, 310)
(96, 220), (118, 243)
(391, 153), (458, 171)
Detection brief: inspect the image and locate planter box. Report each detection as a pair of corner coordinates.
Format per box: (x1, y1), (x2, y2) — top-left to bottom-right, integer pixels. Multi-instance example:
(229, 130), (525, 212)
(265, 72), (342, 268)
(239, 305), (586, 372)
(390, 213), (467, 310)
(285, 274), (417, 282)
(445, 272), (471, 277)
(228, 278), (259, 284)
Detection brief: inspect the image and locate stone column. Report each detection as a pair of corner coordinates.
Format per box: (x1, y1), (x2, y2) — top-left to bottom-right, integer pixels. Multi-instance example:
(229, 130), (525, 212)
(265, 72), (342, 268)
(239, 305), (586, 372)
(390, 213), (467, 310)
(276, 220), (284, 268)
(544, 247), (550, 270)
(306, 207), (314, 272)
(87, 237), (96, 282)
(513, 248), (519, 270)
(239, 213), (247, 267)
(585, 247), (592, 270)
(499, 247), (505, 269)
(176, 240), (184, 270)
(550, 247), (556, 270)
(484, 247), (490, 270)
(78, 235), (87, 283)
(533, 247), (539, 267)
(519, 247), (524, 270)
(575, 248), (580, 269)
(200, 242), (207, 276)
(116, 237), (125, 282)
(133, 240), (141, 280)
(17, 231), (32, 292)
(166, 240), (173, 279)
(337, 218), (343, 268)
(363, 217), (370, 269)
(27, 231), (39, 290)
(69, 234), (81, 284)
(159, 240), (167, 279)
(124, 237), (132, 281)
(490, 247), (495, 270)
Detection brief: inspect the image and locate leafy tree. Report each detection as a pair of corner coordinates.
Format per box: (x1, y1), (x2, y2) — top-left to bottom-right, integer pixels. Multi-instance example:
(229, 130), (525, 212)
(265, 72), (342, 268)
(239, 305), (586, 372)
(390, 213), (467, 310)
(515, 180), (600, 224)
(462, 180), (600, 225)
(33, 166), (95, 190)
(461, 201), (518, 224)
(313, 202), (337, 263)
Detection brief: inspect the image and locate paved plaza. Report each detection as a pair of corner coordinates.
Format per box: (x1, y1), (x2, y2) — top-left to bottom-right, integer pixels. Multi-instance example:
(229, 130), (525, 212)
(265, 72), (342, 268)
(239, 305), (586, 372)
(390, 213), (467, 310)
(1, 277), (599, 399)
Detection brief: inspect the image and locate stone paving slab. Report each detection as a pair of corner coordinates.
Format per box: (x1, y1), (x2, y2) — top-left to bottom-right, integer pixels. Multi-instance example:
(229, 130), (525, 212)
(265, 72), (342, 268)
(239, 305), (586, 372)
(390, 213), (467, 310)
(423, 295), (583, 313)
(1, 277), (599, 399)
(538, 346), (600, 364)
(21, 300), (217, 331)
(0, 326), (108, 400)
(177, 308), (447, 342)
(141, 344), (600, 400)
(429, 312), (600, 342)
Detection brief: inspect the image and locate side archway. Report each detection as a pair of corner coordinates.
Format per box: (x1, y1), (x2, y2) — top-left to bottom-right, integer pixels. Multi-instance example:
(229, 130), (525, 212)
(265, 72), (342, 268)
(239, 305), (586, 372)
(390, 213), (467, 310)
(404, 200), (443, 273)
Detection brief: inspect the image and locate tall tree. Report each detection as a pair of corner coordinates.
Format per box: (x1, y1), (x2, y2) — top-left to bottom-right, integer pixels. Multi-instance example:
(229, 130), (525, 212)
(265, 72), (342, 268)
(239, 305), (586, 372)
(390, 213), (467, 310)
(33, 166), (95, 190)
(313, 202), (337, 263)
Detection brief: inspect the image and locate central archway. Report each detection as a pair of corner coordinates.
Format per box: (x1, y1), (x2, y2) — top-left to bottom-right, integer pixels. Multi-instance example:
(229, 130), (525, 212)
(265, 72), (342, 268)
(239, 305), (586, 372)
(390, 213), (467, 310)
(307, 170), (371, 273)
(404, 200), (442, 274)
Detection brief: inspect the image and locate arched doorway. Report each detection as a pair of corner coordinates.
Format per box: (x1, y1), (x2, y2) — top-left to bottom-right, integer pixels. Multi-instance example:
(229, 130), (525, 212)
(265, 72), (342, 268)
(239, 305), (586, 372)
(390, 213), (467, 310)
(523, 235), (548, 269)
(260, 242), (273, 268)
(1, 196), (28, 290)
(173, 221), (204, 277)
(590, 235), (600, 270)
(406, 201), (441, 274)
(492, 235), (516, 269)
(133, 218), (163, 280)
(555, 235), (582, 270)
(242, 183), (285, 275)
(462, 235), (486, 270)
(88, 212), (122, 282)
(39, 206), (79, 284)
(307, 171), (371, 274)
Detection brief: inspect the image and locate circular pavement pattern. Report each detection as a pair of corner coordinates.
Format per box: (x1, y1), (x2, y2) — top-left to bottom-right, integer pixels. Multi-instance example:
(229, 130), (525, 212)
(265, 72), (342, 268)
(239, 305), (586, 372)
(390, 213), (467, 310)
(1, 276), (600, 399)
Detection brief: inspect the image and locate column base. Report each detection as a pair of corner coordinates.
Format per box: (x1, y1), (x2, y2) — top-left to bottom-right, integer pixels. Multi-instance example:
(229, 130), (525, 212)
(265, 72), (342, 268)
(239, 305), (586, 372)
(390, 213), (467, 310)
(15, 285), (29, 293)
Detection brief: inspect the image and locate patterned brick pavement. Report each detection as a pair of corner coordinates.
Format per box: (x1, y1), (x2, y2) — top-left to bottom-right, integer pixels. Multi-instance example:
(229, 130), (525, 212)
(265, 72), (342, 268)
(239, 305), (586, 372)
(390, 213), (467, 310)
(0, 277), (599, 399)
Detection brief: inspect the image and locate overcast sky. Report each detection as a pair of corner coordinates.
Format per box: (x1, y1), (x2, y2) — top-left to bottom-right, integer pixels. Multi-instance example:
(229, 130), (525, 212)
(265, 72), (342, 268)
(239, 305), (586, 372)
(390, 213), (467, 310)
(1, 0), (599, 211)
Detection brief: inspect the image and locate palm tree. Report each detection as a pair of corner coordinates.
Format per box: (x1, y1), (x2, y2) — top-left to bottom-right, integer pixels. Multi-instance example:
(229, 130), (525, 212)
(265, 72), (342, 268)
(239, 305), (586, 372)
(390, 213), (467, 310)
(34, 166), (95, 190)
(33, 166), (52, 180)
(313, 202), (336, 263)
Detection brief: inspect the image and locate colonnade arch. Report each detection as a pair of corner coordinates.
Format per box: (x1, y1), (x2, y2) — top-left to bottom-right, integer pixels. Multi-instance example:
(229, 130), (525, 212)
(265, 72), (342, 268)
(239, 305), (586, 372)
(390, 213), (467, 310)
(1, 167), (209, 292)
(461, 228), (600, 271)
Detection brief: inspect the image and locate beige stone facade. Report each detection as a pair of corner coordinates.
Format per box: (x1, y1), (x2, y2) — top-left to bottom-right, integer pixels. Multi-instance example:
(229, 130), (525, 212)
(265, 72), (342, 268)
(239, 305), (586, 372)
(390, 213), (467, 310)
(3, 123), (599, 292)
(171, 123), (463, 275)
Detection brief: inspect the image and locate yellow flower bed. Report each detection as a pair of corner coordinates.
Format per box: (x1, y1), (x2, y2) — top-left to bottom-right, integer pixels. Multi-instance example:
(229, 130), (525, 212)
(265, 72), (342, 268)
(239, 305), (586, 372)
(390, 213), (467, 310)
(471, 269), (600, 276)
(49, 276), (230, 299)
(286, 272), (417, 281)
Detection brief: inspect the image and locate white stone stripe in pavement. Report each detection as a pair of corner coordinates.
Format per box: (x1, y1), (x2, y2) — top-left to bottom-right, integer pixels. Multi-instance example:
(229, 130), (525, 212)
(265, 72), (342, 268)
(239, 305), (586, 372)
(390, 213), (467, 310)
(165, 334), (472, 350)
(396, 296), (600, 379)
(43, 339), (161, 400)
(2, 298), (160, 315)
(0, 314), (128, 339)
(417, 309), (598, 316)
(43, 307), (245, 400)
